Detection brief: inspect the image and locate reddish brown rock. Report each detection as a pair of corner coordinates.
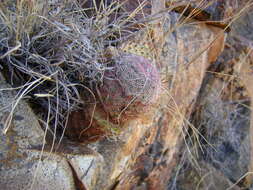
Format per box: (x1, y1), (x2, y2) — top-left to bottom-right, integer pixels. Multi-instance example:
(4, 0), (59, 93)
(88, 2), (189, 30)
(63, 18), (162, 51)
(112, 17), (226, 190)
(65, 108), (108, 143)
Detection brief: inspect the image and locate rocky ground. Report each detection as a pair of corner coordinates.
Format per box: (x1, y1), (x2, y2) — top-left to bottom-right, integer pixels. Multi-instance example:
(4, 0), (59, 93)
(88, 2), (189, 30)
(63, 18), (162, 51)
(1, 0), (253, 190)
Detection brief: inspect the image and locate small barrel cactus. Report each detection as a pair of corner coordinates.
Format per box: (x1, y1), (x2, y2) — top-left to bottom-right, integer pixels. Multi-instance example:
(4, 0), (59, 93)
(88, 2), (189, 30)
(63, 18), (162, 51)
(65, 52), (161, 143)
(99, 52), (161, 123)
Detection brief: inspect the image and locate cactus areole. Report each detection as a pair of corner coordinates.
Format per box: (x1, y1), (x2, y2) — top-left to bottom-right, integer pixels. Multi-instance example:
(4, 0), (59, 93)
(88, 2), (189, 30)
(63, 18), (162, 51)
(99, 53), (161, 123)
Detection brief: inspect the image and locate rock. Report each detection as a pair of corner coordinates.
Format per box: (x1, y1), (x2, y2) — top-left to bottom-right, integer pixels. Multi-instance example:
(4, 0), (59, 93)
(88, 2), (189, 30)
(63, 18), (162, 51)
(234, 50), (253, 186)
(168, 0), (251, 31)
(0, 73), (44, 167)
(0, 1), (231, 189)
(57, 142), (104, 190)
(0, 73), (76, 190)
(0, 73), (103, 190)
(200, 81), (250, 182)
(0, 72), (73, 190)
(171, 161), (240, 190)
(65, 108), (108, 143)
(231, 8), (253, 43)
(88, 119), (154, 189)
(181, 25), (253, 188)
(1, 146), (102, 190)
(89, 11), (225, 189)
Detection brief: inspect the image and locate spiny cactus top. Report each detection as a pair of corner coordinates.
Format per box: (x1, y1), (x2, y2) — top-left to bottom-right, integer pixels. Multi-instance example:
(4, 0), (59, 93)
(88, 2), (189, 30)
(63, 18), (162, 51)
(99, 52), (161, 121)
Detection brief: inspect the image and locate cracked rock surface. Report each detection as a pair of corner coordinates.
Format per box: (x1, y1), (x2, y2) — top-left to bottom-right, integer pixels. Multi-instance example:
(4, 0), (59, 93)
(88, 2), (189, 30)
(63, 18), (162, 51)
(0, 73), (103, 190)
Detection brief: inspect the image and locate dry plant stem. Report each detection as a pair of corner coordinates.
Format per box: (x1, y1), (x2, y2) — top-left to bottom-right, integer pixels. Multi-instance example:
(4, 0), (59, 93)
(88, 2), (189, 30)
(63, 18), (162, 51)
(3, 72), (56, 134)
(227, 172), (253, 190)
(0, 41), (21, 59)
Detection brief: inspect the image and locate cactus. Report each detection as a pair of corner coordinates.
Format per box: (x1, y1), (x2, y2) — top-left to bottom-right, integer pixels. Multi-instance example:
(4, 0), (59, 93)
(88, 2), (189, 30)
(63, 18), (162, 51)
(99, 52), (161, 123)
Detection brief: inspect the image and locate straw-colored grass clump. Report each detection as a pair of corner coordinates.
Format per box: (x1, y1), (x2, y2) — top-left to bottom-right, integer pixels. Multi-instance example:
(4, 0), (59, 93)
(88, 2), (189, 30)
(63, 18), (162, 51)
(0, 0), (161, 141)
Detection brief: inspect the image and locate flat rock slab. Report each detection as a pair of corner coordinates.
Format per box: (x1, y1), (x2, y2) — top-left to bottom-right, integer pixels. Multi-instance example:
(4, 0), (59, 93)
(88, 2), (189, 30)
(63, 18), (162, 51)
(0, 73), (75, 190)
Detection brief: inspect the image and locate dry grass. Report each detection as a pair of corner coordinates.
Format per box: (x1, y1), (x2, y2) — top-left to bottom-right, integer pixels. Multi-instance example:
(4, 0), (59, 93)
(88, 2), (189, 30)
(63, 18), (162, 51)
(0, 0), (154, 140)
(0, 0), (159, 188)
(1, 0), (250, 143)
